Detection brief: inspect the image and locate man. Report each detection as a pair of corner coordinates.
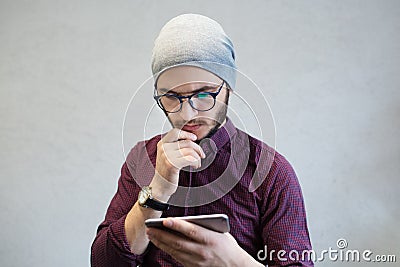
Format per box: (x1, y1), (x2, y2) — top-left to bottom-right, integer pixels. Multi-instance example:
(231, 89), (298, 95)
(91, 14), (313, 266)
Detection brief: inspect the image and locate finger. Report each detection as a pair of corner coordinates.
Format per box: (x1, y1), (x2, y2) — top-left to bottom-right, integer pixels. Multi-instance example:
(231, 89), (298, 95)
(163, 140), (205, 159)
(173, 155), (201, 169)
(162, 218), (214, 244)
(177, 140), (205, 158)
(166, 147), (201, 163)
(150, 237), (201, 265)
(146, 228), (203, 262)
(176, 148), (201, 161)
(162, 128), (197, 143)
(159, 146), (201, 170)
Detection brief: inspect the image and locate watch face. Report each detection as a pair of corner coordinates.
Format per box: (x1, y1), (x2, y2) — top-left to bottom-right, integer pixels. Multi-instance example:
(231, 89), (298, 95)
(138, 189), (148, 204)
(138, 190), (148, 204)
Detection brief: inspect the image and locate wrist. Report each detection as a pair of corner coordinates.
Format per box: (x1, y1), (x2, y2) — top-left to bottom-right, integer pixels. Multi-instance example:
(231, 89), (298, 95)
(149, 173), (177, 202)
(233, 246), (264, 267)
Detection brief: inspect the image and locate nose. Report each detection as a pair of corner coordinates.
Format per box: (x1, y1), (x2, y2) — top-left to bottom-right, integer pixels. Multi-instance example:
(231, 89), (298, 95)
(179, 99), (198, 121)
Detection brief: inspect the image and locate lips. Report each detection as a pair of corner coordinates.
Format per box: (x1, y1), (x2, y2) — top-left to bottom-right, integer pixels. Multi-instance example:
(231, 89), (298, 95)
(182, 124), (201, 132)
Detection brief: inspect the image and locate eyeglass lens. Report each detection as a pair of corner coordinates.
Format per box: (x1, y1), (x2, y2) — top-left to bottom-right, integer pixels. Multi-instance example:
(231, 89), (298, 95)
(159, 92), (215, 112)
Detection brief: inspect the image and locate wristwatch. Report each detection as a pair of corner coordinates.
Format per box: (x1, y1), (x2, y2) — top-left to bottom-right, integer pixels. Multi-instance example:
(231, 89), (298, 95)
(138, 186), (170, 211)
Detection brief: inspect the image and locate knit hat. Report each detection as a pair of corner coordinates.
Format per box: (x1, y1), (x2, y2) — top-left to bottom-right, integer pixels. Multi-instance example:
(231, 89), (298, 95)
(151, 14), (237, 89)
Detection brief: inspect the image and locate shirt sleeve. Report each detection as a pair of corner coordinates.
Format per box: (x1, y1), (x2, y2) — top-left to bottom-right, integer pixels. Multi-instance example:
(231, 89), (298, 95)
(259, 154), (314, 266)
(91, 162), (147, 267)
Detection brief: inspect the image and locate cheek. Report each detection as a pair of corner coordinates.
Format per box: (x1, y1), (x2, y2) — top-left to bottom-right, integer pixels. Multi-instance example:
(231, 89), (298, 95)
(215, 95), (228, 109)
(165, 114), (179, 127)
(213, 93), (228, 112)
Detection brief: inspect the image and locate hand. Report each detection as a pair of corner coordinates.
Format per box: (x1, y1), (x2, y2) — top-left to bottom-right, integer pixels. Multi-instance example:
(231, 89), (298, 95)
(151, 128), (205, 197)
(146, 218), (261, 267)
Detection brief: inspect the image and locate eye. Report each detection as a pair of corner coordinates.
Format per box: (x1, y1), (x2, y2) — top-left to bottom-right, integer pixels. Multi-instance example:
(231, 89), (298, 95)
(164, 94), (178, 99)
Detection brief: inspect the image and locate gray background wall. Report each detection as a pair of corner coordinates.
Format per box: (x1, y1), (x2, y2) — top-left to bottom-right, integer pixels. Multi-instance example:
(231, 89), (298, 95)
(1, 0), (399, 266)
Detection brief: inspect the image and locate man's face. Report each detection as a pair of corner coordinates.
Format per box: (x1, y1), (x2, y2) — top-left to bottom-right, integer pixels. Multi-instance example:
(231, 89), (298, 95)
(156, 66), (230, 140)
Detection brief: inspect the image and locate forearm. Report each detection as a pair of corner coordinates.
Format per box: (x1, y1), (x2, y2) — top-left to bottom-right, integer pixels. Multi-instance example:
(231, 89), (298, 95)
(124, 201), (162, 254)
(124, 175), (174, 254)
(91, 215), (137, 267)
(124, 129), (202, 254)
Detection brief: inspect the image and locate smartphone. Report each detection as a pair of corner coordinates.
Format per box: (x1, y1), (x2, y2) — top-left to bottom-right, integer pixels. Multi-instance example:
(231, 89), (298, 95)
(145, 214), (230, 233)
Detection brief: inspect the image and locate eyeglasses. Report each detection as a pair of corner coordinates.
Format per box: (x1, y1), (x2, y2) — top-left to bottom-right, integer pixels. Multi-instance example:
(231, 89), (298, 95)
(153, 81), (225, 113)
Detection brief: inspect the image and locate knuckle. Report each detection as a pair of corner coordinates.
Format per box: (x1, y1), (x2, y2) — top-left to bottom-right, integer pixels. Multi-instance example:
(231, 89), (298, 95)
(184, 155), (195, 162)
(157, 141), (166, 152)
(193, 144), (203, 154)
(179, 140), (191, 148)
(197, 249), (211, 261)
(173, 240), (184, 251)
(177, 145), (184, 152)
(190, 151), (200, 160)
(183, 139), (192, 146)
(187, 141), (197, 148)
(176, 141), (185, 149)
(187, 227), (198, 239)
(182, 148), (194, 157)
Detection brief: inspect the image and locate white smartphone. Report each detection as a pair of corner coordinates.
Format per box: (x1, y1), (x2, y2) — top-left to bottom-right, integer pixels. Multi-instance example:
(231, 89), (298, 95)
(145, 214), (230, 233)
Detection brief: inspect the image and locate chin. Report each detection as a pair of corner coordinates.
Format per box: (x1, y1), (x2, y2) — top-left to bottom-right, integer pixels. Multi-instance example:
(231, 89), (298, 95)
(193, 130), (209, 140)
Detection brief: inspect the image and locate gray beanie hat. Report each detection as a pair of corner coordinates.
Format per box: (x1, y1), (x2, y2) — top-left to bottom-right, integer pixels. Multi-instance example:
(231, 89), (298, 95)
(151, 14), (237, 89)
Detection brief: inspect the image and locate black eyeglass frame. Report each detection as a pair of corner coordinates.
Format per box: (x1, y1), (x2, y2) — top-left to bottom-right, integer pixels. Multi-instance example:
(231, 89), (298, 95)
(153, 81), (225, 113)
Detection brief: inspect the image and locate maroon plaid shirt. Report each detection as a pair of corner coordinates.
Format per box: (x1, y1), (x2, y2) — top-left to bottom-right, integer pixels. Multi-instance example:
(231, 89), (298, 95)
(91, 118), (313, 266)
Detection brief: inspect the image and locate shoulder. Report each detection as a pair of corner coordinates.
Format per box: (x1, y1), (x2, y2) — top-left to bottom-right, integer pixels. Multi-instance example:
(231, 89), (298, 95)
(235, 128), (300, 191)
(122, 134), (163, 185)
(241, 133), (304, 212)
(271, 150), (298, 180)
(259, 148), (303, 203)
(239, 128), (296, 176)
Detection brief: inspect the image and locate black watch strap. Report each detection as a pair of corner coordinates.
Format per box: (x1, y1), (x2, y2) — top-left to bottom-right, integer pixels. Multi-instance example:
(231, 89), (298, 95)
(144, 198), (170, 211)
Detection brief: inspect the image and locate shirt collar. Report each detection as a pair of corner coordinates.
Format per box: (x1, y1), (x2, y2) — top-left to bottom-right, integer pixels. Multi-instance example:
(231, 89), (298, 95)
(199, 117), (236, 156)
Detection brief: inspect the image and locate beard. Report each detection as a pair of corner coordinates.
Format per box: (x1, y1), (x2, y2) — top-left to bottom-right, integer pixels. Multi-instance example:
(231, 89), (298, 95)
(166, 92), (230, 141)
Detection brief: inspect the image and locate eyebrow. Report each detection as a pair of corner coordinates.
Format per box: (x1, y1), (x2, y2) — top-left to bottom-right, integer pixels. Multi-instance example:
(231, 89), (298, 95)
(158, 85), (217, 95)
